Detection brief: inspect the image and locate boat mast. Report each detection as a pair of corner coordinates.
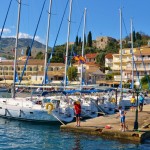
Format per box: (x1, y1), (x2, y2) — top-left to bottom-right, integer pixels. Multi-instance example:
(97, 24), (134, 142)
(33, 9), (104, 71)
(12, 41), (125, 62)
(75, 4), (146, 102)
(64, 0), (73, 89)
(131, 18), (134, 91)
(12, 0), (21, 98)
(44, 0), (52, 85)
(119, 8), (123, 98)
(80, 8), (87, 90)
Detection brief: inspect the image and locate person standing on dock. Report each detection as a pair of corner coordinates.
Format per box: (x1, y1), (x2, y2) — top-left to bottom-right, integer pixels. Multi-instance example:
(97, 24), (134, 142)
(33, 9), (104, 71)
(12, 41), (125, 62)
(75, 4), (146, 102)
(139, 93), (144, 112)
(74, 101), (81, 127)
(116, 106), (128, 132)
(130, 95), (136, 111)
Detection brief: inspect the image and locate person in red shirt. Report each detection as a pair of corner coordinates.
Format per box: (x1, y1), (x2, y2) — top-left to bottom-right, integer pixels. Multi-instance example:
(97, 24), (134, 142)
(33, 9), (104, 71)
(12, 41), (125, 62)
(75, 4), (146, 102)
(74, 101), (81, 127)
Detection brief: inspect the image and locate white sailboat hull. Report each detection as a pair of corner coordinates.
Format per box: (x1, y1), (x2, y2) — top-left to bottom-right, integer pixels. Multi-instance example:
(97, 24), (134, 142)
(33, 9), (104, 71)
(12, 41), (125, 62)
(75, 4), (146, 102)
(0, 98), (74, 123)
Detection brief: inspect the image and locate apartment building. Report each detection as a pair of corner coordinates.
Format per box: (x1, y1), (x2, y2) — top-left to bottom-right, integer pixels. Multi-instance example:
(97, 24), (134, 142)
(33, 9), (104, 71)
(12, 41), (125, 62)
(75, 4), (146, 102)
(105, 53), (113, 71)
(111, 46), (150, 84)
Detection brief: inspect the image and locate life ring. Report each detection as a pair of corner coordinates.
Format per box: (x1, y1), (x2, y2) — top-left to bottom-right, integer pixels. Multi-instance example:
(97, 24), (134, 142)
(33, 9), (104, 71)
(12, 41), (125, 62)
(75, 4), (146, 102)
(45, 103), (54, 114)
(111, 98), (116, 103)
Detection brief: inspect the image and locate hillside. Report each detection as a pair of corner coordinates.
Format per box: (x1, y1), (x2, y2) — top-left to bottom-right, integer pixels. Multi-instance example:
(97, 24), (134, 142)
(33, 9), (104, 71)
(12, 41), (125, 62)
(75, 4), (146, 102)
(0, 38), (47, 58)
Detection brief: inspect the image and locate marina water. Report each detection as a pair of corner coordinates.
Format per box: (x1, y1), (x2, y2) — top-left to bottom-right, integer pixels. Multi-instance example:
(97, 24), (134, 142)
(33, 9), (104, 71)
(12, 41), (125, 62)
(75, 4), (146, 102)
(0, 118), (149, 150)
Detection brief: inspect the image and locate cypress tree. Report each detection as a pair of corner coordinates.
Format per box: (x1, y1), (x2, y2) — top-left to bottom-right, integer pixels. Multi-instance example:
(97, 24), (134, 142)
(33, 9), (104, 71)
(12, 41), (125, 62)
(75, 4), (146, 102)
(133, 31), (136, 42)
(87, 31), (92, 47)
(75, 35), (79, 46)
(26, 46), (31, 56)
(84, 34), (86, 46)
(79, 37), (82, 46)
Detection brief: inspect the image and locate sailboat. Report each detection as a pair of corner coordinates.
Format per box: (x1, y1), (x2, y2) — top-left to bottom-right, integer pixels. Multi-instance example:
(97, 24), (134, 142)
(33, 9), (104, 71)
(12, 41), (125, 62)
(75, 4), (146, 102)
(0, 0), (74, 123)
(62, 7), (99, 118)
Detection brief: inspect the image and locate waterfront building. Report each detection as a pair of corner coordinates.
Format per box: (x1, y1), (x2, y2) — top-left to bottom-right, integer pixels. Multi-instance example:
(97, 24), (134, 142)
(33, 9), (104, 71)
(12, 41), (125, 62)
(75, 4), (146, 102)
(0, 57), (104, 85)
(111, 46), (150, 85)
(105, 53), (113, 74)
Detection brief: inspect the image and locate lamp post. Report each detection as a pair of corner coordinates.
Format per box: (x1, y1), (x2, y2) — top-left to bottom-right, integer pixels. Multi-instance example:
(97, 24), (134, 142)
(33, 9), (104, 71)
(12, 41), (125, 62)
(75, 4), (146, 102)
(115, 88), (117, 106)
(133, 89), (139, 131)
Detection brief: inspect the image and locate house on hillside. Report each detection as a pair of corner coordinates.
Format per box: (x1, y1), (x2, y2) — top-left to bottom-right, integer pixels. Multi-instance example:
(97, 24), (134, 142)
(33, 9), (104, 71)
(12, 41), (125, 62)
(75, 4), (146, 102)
(85, 53), (98, 63)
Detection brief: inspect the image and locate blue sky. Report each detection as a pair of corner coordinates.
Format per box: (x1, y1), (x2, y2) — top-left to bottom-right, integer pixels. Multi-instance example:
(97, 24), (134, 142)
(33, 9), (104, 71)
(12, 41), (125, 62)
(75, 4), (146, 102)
(0, 0), (150, 47)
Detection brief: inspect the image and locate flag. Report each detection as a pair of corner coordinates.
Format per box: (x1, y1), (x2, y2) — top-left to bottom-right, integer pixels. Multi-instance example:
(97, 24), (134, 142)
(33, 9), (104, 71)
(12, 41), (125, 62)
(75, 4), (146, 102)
(78, 56), (86, 64)
(73, 55), (80, 61)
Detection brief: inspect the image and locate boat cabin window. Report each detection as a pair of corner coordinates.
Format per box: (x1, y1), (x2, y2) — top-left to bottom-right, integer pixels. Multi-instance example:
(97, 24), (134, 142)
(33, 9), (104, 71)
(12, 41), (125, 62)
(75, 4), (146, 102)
(43, 98), (51, 103)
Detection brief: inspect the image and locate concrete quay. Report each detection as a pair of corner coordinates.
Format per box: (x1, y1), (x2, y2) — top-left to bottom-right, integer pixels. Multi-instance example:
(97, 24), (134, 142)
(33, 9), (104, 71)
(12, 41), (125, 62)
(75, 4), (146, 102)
(60, 104), (150, 143)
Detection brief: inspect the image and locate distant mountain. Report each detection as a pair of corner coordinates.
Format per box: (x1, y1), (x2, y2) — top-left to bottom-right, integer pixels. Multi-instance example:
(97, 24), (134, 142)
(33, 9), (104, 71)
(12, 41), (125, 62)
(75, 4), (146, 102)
(0, 38), (48, 58)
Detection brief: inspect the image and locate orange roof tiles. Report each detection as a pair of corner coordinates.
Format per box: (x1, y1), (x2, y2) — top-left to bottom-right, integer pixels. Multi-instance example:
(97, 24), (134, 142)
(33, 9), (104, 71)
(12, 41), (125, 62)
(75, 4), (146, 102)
(105, 53), (113, 59)
(0, 59), (65, 66)
(85, 53), (97, 59)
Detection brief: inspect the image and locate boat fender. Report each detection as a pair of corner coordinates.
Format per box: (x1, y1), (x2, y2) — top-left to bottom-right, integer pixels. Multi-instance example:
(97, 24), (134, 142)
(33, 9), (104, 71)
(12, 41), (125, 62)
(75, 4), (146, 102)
(105, 125), (111, 129)
(111, 98), (116, 103)
(45, 103), (54, 114)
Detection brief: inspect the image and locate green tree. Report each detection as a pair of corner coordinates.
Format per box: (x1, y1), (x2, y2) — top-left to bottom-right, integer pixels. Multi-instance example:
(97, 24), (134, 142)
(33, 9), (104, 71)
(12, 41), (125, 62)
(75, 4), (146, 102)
(67, 66), (78, 81)
(105, 74), (114, 80)
(133, 31), (136, 42)
(104, 40), (119, 53)
(79, 37), (82, 47)
(75, 35), (78, 46)
(136, 32), (142, 40)
(96, 52), (106, 72)
(96, 52), (105, 66)
(84, 34), (86, 46)
(35, 51), (44, 59)
(26, 46), (31, 56)
(87, 31), (92, 47)
(141, 75), (150, 85)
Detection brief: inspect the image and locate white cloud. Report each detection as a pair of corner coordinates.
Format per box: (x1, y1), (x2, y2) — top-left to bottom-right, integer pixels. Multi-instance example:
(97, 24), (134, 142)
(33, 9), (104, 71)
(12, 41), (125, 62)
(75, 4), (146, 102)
(18, 32), (44, 43)
(2, 32), (45, 44)
(0, 28), (11, 34)
(19, 32), (32, 39)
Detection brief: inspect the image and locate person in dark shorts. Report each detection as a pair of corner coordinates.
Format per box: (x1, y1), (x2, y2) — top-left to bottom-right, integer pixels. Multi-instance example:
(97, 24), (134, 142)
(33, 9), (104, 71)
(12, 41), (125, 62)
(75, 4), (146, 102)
(139, 94), (144, 112)
(74, 101), (81, 127)
(116, 106), (128, 132)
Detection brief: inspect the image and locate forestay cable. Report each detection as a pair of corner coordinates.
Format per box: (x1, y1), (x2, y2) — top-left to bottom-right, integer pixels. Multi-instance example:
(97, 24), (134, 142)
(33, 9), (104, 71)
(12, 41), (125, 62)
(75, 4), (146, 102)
(0, 0), (13, 40)
(19, 0), (47, 84)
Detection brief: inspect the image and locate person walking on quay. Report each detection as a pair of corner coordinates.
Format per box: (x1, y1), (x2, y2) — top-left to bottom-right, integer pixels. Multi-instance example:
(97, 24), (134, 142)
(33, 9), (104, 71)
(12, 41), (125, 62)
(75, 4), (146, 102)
(139, 93), (144, 112)
(74, 101), (81, 127)
(130, 95), (136, 111)
(116, 106), (128, 132)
